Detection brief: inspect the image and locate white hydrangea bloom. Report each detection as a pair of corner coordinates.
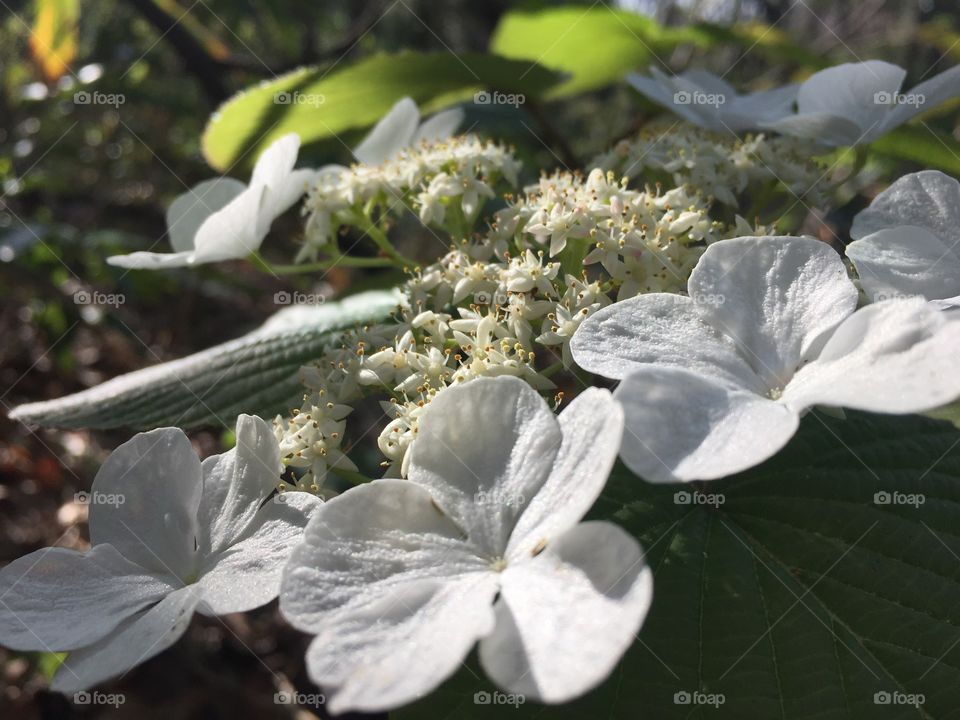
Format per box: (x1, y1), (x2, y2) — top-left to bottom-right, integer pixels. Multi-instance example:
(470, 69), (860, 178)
(571, 235), (960, 483)
(108, 134), (314, 269)
(301, 135), (520, 261)
(593, 120), (825, 206)
(627, 67), (798, 132)
(280, 159), (749, 478)
(280, 377), (651, 713)
(846, 170), (960, 306)
(763, 60), (960, 146)
(0, 415), (318, 692)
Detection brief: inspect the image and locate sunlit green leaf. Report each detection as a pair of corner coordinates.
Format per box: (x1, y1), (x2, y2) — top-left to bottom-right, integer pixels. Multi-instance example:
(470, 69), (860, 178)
(201, 52), (562, 171)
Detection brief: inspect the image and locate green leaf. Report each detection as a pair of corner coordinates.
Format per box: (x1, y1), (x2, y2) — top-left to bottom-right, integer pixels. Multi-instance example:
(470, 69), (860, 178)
(871, 124), (960, 176)
(9, 289), (400, 430)
(926, 401), (960, 430)
(397, 411), (960, 718)
(201, 52), (563, 171)
(489, 8), (825, 99)
(490, 6), (662, 98)
(34, 651), (67, 680)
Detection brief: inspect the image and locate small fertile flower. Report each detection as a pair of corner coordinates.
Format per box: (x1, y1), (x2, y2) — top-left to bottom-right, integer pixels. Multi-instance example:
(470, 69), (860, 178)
(0, 415), (318, 693)
(763, 60), (960, 146)
(846, 170), (960, 305)
(108, 134), (314, 269)
(627, 67), (798, 132)
(571, 235), (960, 483)
(352, 96), (464, 165)
(280, 376), (652, 713)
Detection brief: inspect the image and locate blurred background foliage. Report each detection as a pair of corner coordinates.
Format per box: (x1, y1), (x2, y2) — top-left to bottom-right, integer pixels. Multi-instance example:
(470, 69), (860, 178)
(1, 0), (959, 717)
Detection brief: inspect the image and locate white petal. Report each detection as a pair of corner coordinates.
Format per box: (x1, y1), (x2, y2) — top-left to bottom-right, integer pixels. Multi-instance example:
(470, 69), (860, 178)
(280, 479), (487, 634)
(406, 376), (561, 557)
(50, 585), (202, 694)
(353, 97), (420, 164)
(782, 299), (960, 414)
(506, 389), (623, 558)
(249, 133), (300, 193)
(762, 111), (865, 146)
(479, 522), (652, 703)
(304, 572), (498, 714)
(847, 226), (960, 302)
(688, 236), (858, 390)
(850, 170), (960, 242)
(679, 69), (735, 96)
(930, 295), (960, 312)
(89, 428), (201, 581)
(412, 107), (465, 144)
(279, 479), (495, 713)
(105, 250), (198, 269)
(569, 293), (763, 391)
(108, 176), (250, 268)
(666, 72), (731, 130)
(0, 544), (173, 651)
(190, 183), (266, 262)
(197, 491), (319, 615)
(626, 72), (706, 127)
(616, 366), (799, 483)
(725, 84), (799, 129)
(882, 65), (960, 133)
(794, 60), (905, 139)
(196, 414), (282, 557)
(258, 167), (315, 238)
(165, 177), (246, 253)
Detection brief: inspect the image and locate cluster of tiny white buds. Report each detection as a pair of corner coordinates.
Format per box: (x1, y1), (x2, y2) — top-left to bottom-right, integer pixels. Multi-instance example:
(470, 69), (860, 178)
(298, 135), (521, 262)
(278, 132), (775, 480)
(593, 120), (826, 209)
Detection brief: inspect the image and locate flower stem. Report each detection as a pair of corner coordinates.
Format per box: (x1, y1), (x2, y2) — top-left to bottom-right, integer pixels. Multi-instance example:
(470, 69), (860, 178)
(251, 252), (398, 275)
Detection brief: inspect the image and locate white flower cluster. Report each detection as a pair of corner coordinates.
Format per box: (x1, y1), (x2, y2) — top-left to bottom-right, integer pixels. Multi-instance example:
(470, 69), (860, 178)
(300, 134), (521, 261)
(496, 168), (727, 295)
(282, 166), (750, 482)
(8, 68), (960, 717)
(593, 120), (826, 207)
(272, 323), (396, 489)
